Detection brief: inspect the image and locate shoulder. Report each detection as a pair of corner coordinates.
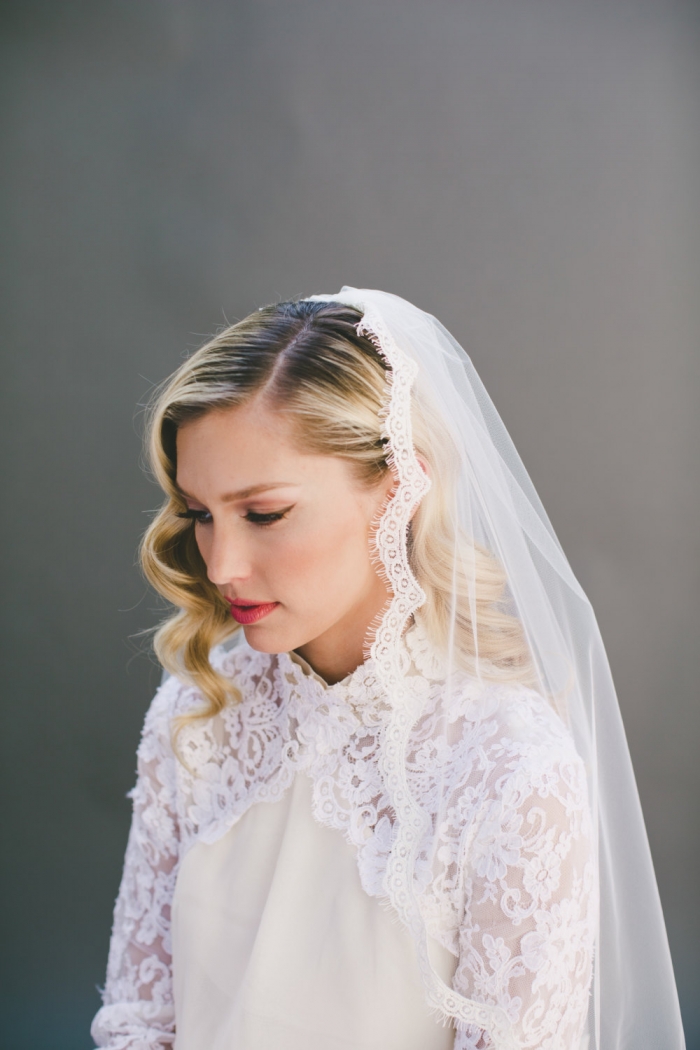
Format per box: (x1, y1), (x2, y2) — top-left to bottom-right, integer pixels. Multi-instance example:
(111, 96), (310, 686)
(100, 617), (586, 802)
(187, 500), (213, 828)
(436, 676), (588, 805)
(139, 636), (280, 745)
(455, 673), (579, 748)
(487, 681), (581, 765)
(406, 623), (581, 771)
(210, 632), (282, 697)
(494, 684), (589, 810)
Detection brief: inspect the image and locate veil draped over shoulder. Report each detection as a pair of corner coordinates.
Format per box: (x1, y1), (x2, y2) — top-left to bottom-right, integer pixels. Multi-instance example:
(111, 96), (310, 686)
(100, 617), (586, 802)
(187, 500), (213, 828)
(305, 288), (685, 1050)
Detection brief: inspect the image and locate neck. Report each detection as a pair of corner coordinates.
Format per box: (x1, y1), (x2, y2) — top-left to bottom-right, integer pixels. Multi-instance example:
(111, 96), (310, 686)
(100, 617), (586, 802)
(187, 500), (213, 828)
(295, 579), (391, 686)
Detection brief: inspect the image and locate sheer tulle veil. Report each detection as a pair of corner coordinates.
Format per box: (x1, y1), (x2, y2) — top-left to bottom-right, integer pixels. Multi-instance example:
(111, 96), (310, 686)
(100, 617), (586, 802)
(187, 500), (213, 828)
(306, 288), (685, 1050)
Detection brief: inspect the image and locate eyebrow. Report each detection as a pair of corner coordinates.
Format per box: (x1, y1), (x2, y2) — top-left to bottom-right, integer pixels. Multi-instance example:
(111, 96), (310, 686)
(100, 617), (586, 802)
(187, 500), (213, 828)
(179, 482), (298, 503)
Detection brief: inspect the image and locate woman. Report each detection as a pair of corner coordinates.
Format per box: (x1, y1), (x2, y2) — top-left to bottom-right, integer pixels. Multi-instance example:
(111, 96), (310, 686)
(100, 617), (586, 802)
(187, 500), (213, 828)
(92, 288), (684, 1050)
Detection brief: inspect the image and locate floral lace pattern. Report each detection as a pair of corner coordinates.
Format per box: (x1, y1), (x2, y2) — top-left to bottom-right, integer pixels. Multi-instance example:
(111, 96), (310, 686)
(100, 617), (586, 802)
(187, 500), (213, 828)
(94, 298), (594, 1049)
(93, 625), (595, 1050)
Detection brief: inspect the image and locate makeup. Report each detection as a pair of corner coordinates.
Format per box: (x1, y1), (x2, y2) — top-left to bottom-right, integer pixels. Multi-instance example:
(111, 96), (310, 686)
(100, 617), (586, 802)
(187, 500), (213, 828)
(225, 598), (279, 625)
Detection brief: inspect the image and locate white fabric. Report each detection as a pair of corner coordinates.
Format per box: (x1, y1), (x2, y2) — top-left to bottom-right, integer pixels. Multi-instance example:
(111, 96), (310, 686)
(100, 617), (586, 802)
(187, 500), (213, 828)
(172, 770), (456, 1050)
(93, 286), (684, 1049)
(92, 624), (595, 1050)
(306, 288), (685, 1049)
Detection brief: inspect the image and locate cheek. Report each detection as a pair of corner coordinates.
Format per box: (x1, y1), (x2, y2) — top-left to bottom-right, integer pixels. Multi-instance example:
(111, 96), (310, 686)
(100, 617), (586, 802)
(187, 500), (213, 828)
(270, 511), (372, 595)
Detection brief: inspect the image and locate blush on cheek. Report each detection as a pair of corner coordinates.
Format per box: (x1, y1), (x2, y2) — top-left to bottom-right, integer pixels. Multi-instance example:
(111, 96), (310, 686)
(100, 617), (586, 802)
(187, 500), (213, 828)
(278, 514), (372, 611)
(279, 535), (340, 598)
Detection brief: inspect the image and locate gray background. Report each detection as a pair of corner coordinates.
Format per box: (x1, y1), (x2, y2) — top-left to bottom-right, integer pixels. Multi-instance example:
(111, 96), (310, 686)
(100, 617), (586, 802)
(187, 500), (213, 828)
(1, 1), (698, 1047)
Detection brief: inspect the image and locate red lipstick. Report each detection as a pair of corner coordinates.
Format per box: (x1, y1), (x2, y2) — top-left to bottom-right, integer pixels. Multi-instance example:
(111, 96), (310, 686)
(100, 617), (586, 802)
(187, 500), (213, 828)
(225, 598), (279, 625)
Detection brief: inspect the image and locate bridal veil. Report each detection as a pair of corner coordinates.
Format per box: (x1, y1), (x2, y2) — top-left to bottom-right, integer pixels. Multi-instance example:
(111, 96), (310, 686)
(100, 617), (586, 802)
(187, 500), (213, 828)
(305, 287), (685, 1050)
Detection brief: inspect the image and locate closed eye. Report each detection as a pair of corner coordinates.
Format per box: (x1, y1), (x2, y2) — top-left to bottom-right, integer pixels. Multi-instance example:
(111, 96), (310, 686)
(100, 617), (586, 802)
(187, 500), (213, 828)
(176, 506), (294, 527)
(244, 505), (294, 527)
(177, 508), (212, 525)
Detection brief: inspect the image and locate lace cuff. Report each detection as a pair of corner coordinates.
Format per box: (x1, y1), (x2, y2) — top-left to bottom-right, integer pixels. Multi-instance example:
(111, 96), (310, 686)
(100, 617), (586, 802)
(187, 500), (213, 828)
(92, 683), (181, 1049)
(90, 1002), (175, 1050)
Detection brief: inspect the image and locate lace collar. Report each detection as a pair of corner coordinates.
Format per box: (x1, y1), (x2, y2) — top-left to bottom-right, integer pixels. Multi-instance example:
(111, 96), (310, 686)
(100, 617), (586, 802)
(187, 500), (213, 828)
(278, 643), (384, 717)
(274, 617), (444, 718)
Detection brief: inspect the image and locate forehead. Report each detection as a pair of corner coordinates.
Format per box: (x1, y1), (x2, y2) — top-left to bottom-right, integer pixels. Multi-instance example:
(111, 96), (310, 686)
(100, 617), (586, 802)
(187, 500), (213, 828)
(174, 401), (351, 497)
(178, 399), (293, 449)
(176, 401), (295, 473)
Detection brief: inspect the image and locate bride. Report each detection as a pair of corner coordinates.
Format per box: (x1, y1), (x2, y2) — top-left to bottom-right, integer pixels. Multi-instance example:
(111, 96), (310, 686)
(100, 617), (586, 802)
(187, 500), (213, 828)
(91, 289), (684, 1049)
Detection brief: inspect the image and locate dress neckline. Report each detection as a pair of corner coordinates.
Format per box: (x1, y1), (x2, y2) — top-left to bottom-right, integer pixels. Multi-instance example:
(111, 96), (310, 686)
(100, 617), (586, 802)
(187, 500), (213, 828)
(279, 643), (381, 709)
(275, 617), (445, 710)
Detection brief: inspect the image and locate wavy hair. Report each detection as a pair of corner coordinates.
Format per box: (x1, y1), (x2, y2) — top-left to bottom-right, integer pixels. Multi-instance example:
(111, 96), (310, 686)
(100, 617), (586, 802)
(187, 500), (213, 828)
(141, 299), (535, 723)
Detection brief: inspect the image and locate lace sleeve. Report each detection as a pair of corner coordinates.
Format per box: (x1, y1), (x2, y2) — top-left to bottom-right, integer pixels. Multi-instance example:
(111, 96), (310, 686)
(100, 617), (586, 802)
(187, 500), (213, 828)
(91, 682), (181, 1049)
(452, 743), (596, 1050)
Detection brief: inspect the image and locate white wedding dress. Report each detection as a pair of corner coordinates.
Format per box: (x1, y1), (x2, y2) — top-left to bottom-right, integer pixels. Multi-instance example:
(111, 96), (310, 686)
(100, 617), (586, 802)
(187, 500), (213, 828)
(172, 767), (457, 1050)
(92, 624), (595, 1050)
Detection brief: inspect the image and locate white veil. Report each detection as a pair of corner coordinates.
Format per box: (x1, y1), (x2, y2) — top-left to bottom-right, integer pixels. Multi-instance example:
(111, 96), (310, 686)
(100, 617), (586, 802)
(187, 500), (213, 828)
(306, 288), (685, 1050)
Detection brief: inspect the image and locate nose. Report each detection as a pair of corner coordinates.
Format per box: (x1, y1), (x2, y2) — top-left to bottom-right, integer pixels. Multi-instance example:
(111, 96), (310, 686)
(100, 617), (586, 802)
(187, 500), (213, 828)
(201, 522), (253, 588)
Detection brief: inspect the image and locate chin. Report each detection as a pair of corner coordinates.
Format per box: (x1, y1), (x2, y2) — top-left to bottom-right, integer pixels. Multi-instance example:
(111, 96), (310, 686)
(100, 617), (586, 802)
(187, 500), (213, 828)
(241, 621), (303, 656)
(241, 616), (324, 656)
(241, 624), (285, 654)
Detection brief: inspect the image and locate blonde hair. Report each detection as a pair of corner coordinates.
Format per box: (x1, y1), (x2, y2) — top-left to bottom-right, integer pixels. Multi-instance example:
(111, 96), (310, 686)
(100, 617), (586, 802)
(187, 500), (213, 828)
(141, 299), (535, 723)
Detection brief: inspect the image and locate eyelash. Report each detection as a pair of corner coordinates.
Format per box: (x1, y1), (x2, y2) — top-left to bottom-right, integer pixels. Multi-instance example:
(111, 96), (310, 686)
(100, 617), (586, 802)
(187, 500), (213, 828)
(245, 508), (291, 527)
(177, 509), (212, 525)
(176, 507), (292, 528)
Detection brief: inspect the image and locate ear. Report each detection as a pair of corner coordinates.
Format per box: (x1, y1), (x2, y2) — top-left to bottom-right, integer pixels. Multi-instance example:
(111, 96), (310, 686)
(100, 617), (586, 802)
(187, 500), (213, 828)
(415, 454), (430, 478)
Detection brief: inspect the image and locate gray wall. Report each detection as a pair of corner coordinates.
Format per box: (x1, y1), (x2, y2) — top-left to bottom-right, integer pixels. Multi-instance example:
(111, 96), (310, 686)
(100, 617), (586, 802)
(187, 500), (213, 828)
(1, 2), (698, 1047)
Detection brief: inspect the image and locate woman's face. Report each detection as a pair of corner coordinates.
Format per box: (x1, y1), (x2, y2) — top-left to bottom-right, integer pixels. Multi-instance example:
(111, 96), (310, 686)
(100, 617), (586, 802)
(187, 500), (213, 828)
(176, 398), (394, 684)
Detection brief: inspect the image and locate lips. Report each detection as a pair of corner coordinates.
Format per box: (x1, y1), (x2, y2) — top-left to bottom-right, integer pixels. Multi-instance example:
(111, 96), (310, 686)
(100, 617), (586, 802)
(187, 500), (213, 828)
(225, 598), (279, 625)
